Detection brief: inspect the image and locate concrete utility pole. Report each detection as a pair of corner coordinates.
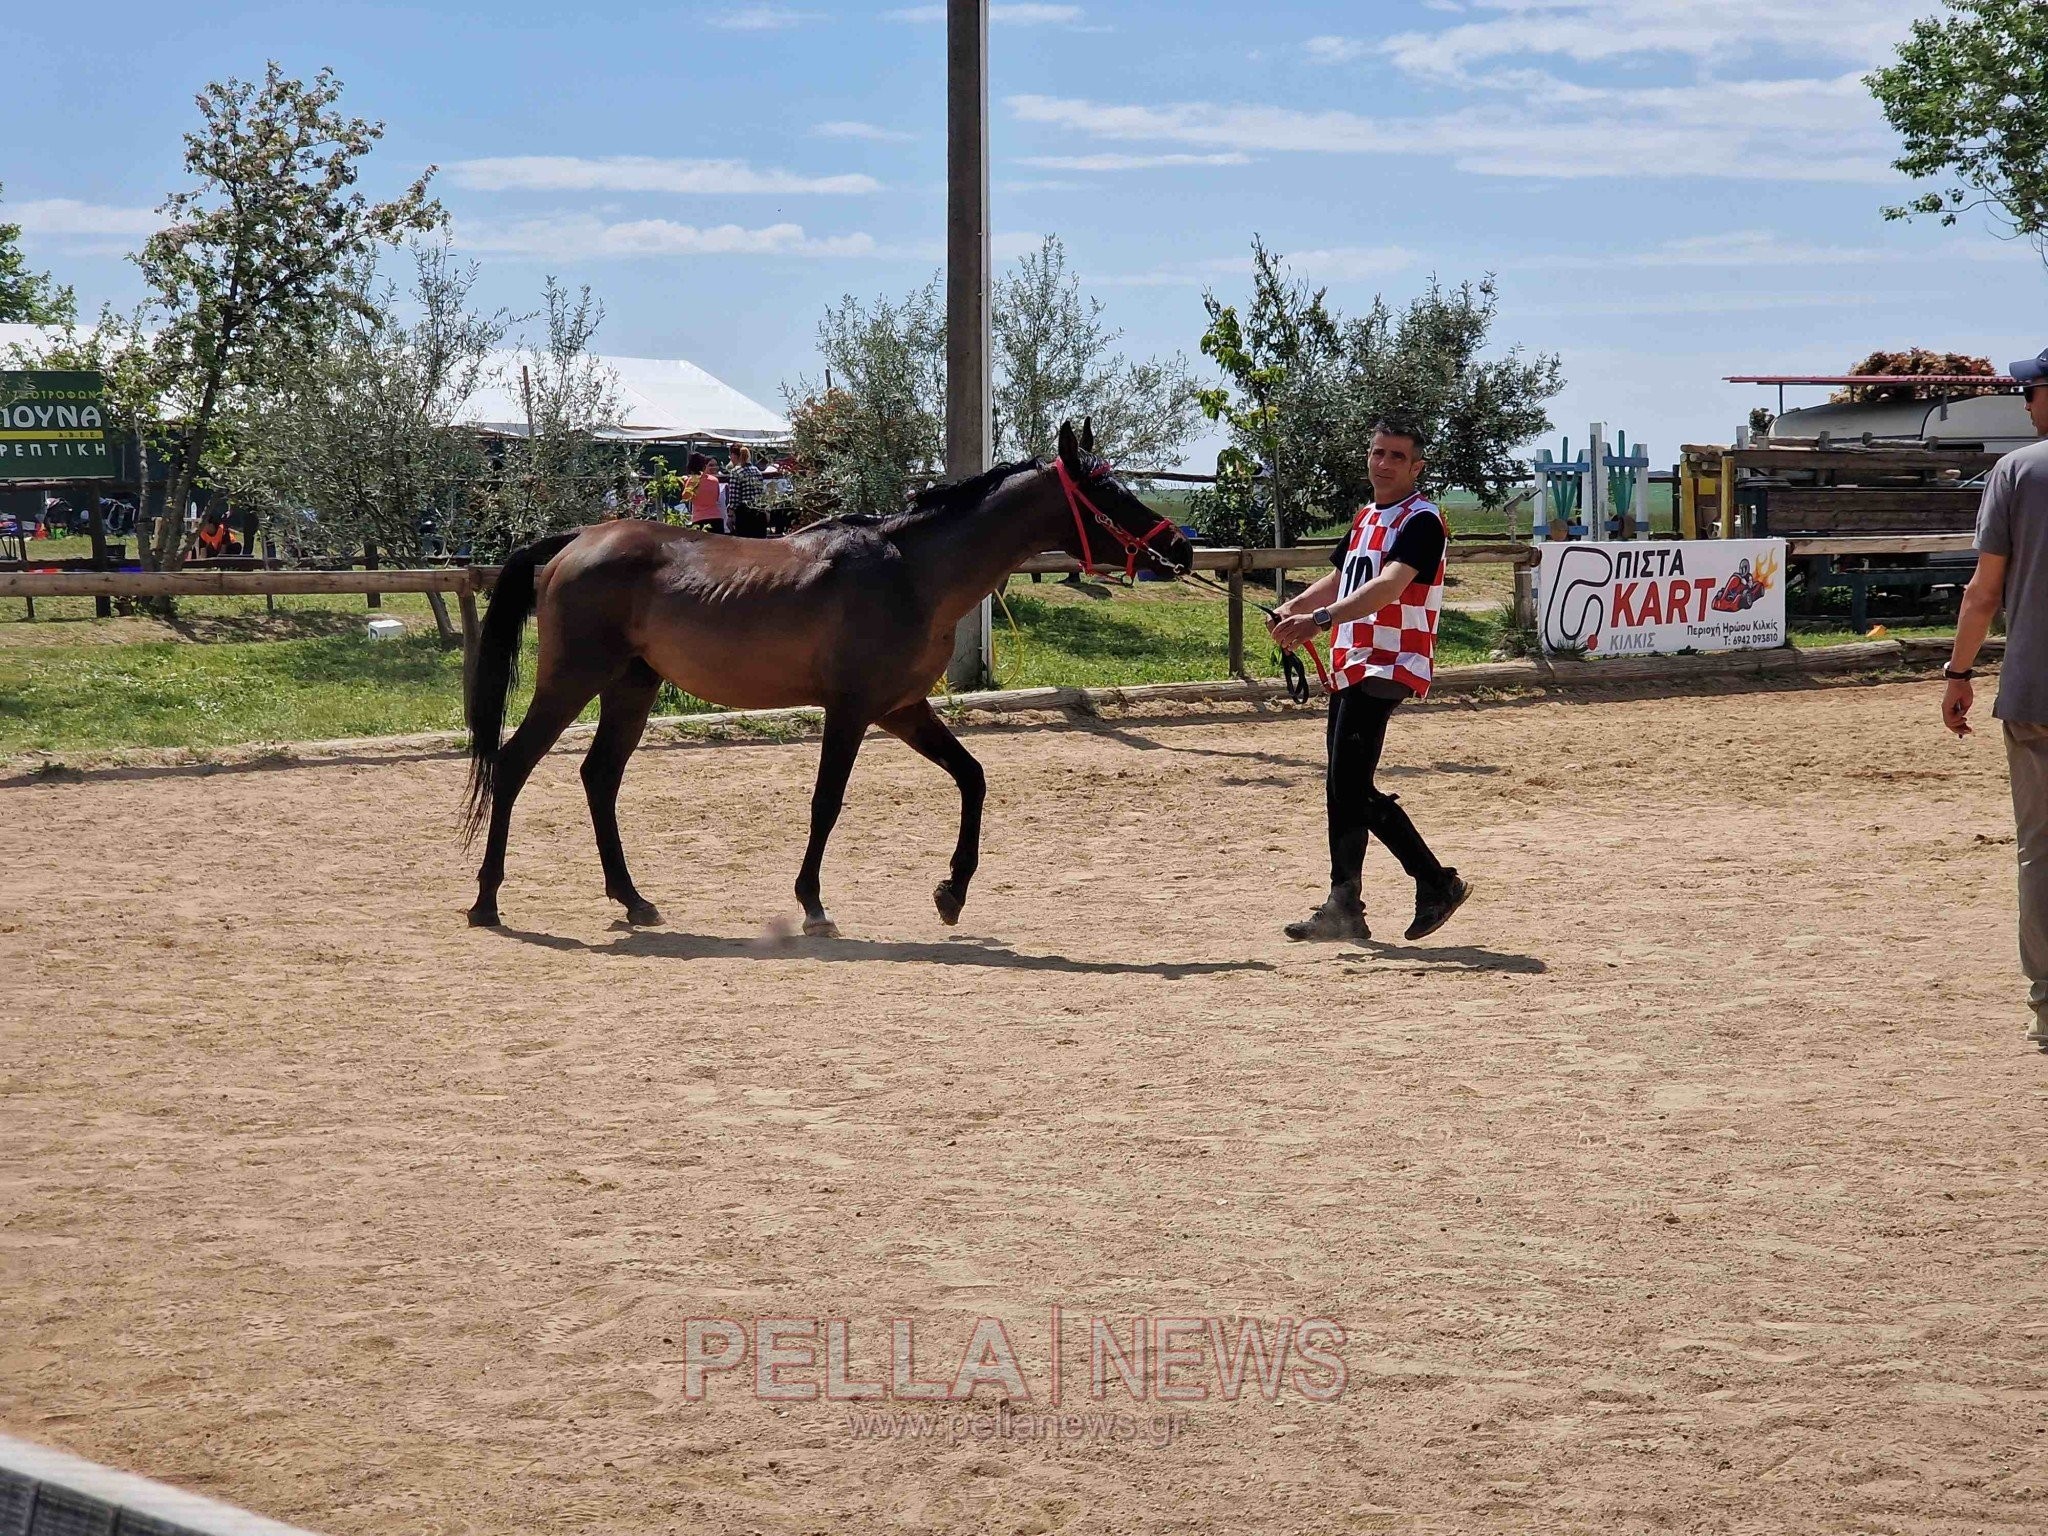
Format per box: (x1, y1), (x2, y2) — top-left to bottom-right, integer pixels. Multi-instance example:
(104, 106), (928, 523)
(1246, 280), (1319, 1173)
(945, 0), (993, 691)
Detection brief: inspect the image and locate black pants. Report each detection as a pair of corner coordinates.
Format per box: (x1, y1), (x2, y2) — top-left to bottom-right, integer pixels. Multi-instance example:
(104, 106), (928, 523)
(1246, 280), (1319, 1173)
(1325, 684), (1445, 893)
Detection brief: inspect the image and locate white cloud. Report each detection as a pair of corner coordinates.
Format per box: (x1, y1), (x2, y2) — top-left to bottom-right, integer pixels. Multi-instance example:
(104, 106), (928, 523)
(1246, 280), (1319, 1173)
(449, 156), (881, 195)
(1096, 244), (1417, 287)
(705, 4), (820, 28)
(9, 199), (160, 238)
(812, 120), (916, 142)
(1015, 152), (1251, 171)
(1304, 35), (1368, 65)
(1379, 0), (1927, 81)
(455, 215), (888, 260)
(886, 3), (1084, 23)
(1006, 74), (1901, 184)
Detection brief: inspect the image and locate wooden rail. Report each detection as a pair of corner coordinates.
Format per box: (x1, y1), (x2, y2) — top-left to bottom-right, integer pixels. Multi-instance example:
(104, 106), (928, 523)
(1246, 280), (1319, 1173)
(0, 534), (1983, 684)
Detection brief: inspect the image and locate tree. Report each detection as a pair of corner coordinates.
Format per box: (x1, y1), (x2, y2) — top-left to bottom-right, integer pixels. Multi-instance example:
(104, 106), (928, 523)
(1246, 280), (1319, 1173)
(1327, 277), (1563, 514)
(994, 234), (1200, 468)
(1196, 238), (1347, 547)
(0, 183), (75, 325)
(1868, 0), (2048, 260)
(1194, 242), (1562, 547)
(784, 277), (945, 518)
(465, 277), (629, 560)
(133, 63), (441, 572)
(222, 242), (510, 564)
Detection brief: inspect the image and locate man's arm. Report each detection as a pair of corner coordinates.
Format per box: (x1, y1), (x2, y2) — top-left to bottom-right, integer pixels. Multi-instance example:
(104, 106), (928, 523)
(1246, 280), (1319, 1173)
(1944, 552), (2006, 737)
(1272, 562), (1419, 647)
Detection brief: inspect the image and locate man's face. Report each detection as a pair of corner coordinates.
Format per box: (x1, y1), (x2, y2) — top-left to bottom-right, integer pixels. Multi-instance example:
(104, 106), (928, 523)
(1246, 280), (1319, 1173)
(1368, 432), (1425, 503)
(2027, 384), (2048, 436)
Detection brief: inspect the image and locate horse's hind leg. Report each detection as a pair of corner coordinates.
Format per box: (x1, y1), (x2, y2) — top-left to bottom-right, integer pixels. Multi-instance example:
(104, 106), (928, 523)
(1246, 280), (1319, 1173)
(583, 659), (663, 926)
(469, 668), (609, 927)
(879, 699), (985, 925)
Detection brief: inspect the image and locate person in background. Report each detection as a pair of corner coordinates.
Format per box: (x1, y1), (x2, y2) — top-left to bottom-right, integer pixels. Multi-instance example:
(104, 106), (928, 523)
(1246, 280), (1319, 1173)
(687, 452), (725, 532)
(188, 506), (237, 559)
(1944, 343), (2048, 1052)
(726, 444), (768, 537)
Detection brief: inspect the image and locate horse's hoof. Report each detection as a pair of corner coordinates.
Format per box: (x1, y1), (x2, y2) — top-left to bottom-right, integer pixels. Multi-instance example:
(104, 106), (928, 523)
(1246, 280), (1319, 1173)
(934, 881), (965, 926)
(467, 905), (501, 928)
(624, 901), (663, 926)
(802, 914), (840, 939)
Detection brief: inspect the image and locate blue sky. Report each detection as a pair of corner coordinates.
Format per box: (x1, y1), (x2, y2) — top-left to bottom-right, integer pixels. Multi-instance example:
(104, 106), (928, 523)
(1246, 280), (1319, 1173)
(5, 0), (2045, 471)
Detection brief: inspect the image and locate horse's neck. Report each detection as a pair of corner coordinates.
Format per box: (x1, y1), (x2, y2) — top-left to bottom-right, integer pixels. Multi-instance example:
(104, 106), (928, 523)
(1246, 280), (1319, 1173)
(894, 472), (1065, 630)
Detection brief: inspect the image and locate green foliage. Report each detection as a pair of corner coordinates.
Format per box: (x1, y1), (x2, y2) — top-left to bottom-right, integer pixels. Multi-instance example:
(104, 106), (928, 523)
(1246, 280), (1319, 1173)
(224, 241), (511, 563)
(133, 63), (443, 570)
(0, 182), (75, 325)
(1196, 240), (1562, 546)
(994, 235), (1201, 467)
(1868, 0), (2048, 257)
(785, 277), (945, 518)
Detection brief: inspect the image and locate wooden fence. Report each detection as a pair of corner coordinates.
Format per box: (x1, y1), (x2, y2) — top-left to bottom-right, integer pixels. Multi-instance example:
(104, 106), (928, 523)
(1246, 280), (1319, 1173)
(0, 534), (1978, 680)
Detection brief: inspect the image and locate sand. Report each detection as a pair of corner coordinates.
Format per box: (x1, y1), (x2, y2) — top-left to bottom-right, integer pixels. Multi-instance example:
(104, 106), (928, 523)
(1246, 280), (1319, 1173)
(3, 678), (2044, 1534)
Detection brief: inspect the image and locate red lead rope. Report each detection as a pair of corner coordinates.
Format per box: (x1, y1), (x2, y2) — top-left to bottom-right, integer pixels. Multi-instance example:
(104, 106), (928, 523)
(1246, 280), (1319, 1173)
(1053, 457), (1183, 582)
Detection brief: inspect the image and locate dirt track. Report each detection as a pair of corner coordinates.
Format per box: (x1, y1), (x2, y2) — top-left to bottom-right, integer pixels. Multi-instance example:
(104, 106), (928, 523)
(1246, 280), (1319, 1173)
(4, 678), (2044, 1534)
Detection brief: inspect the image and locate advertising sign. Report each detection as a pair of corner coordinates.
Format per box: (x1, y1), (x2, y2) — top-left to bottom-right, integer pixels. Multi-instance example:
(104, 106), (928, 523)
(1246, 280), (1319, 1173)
(1537, 538), (1787, 657)
(0, 371), (117, 479)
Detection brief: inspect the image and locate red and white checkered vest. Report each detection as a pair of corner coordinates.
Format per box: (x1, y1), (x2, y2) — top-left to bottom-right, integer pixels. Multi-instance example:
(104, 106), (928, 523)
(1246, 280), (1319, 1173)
(1328, 493), (1447, 698)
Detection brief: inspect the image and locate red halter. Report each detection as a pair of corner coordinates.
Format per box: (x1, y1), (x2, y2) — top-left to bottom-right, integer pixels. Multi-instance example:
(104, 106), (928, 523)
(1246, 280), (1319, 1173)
(1053, 456), (1184, 582)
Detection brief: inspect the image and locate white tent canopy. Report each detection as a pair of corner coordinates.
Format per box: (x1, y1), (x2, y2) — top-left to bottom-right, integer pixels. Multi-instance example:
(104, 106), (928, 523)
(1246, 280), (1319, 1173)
(1, 325), (790, 445)
(458, 351), (791, 445)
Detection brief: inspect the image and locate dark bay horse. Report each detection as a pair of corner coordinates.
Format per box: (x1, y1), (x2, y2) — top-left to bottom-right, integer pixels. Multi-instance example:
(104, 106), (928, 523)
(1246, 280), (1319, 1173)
(462, 421), (1193, 935)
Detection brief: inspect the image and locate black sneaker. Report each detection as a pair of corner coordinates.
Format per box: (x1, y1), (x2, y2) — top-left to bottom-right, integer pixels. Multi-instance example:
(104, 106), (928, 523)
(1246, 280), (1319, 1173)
(1405, 872), (1472, 942)
(1284, 899), (1371, 943)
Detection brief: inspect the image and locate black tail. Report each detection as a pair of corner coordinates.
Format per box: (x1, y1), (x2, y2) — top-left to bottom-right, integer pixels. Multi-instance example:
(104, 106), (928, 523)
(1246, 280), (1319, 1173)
(462, 531), (580, 846)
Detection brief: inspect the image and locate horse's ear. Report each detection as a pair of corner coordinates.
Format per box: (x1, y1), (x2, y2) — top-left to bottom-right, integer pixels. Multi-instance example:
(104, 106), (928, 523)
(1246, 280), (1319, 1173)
(1080, 418), (1095, 456)
(1057, 420), (1080, 467)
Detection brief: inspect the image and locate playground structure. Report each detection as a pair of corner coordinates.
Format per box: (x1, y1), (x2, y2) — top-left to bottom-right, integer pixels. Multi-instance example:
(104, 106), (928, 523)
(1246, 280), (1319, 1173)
(1528, 423), (1654, 542)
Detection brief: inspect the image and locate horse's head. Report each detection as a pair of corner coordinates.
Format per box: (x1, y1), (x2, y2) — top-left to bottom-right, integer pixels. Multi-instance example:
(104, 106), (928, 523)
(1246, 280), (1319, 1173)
(1047, 419), (1195, 581)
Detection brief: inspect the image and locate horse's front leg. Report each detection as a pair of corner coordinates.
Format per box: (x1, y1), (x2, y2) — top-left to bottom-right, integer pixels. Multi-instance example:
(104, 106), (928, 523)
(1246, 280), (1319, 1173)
(879, 700), (986, 924)
(794, 709), (869, 937)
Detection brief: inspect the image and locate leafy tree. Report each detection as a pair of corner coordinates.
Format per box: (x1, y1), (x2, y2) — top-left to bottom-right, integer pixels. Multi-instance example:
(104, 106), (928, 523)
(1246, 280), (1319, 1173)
(222, 242), (510, 564)
(1197, 237), (1346, 547)
(1868, 0), (2048, 259)
(784, 277), (945, 517)
(1326, 277), (1562, 514)
(994, 234), (1200, 468)
(0, 183), (76, 325)
(465, 277), (629, 560)
(1195, 241), (1561, 547)
(132, 63), (441, 571)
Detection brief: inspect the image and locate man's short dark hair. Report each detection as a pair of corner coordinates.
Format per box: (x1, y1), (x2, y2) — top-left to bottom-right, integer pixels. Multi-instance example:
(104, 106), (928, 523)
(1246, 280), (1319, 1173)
(1370, 418), (1429, 453)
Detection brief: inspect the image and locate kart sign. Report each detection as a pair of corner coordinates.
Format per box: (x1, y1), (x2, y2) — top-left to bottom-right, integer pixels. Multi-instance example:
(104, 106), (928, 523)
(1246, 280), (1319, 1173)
(1536, 538), (1788, 658)
(0, 370), (117, 479)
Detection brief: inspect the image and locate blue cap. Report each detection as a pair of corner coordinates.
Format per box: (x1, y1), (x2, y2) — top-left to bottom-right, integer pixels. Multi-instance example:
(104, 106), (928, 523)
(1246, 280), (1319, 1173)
(2012, 347), (2048, 383)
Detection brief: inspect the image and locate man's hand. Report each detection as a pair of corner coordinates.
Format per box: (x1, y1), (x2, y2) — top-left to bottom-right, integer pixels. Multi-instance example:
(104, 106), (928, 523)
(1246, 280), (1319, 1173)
(1269, 611), (1322, 649)
(1944, 677), (1974, 737)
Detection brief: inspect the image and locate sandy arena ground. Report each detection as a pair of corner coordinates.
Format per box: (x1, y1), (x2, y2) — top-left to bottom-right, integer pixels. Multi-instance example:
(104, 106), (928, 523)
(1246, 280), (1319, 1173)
(3, 677), (2045, 1534)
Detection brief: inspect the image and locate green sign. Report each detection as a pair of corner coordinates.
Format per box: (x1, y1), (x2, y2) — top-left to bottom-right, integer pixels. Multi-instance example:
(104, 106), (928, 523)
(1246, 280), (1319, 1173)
(0, 370), (117, 480)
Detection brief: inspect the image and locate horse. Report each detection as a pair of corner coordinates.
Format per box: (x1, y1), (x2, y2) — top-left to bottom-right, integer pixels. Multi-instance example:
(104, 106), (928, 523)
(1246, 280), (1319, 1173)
(461, 420), (1194, 936)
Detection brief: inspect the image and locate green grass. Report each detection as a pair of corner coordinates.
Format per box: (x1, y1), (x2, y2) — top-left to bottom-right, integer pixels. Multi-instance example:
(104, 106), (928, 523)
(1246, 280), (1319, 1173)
(0, 566), (1964, 758)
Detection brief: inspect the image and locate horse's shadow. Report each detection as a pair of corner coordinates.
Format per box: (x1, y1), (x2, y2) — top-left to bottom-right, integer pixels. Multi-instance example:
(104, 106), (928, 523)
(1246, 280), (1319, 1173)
(490, 925), (1273, 980)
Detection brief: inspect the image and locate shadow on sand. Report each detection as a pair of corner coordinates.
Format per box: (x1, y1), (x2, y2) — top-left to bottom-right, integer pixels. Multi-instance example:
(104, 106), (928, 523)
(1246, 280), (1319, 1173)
(488, 924), (1274, 980)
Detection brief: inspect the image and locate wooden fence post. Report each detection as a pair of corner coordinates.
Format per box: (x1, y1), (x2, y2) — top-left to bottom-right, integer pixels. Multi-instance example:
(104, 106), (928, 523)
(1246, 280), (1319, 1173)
(1513, 566), (1536, 630)
(364, 542), (380, 609)
(457, 572), (481, 700)
(1227, 558), (1245, 676)
(85, 487), (112, 619)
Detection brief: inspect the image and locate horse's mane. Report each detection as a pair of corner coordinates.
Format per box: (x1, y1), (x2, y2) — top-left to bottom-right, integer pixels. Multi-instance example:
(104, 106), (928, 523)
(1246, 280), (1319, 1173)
(876, 458), (1044, 535)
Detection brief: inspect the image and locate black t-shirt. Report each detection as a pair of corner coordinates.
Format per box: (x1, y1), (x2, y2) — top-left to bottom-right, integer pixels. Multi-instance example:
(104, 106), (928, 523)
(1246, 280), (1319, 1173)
(1329, 502), (1446, 581)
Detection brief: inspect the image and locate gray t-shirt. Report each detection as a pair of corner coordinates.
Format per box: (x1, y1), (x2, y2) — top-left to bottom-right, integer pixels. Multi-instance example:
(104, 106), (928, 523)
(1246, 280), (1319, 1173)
(1976, 437), (2048, 722)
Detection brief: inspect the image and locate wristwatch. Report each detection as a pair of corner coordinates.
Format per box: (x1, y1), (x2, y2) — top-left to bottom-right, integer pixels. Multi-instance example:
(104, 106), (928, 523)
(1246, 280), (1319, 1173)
(1943, 663), (1974, 680)
(1312, 607), (1334, 632)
